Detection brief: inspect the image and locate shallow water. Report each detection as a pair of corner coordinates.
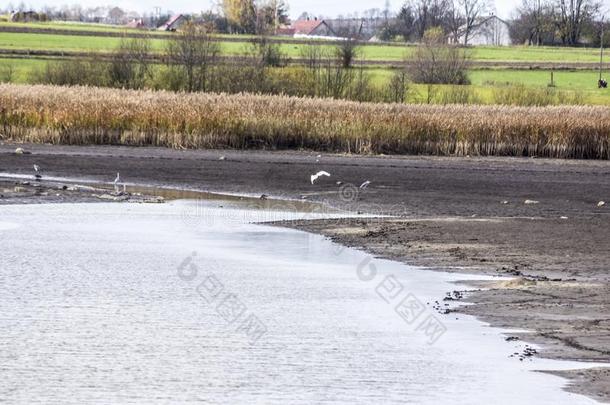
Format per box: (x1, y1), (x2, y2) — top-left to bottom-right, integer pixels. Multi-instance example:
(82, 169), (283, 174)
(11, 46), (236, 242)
(0, 201), (604, 404)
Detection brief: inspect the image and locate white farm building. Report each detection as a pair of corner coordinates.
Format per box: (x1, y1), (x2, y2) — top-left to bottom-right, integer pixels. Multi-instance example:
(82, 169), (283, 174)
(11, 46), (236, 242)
(458, 15), (511, 46)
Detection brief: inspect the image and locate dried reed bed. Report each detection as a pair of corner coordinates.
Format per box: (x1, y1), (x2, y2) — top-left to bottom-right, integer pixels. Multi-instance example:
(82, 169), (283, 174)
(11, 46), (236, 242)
(0, 84), (608, 159)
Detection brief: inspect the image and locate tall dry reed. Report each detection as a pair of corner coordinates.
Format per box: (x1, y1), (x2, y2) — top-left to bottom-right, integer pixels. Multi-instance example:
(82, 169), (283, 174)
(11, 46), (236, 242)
(0, 84), (608, 159)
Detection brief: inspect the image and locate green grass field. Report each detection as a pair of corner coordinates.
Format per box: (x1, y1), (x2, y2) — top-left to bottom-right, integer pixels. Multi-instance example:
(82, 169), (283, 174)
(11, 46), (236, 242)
(0, 30), (609, 63)
(0, 20), (145, 33)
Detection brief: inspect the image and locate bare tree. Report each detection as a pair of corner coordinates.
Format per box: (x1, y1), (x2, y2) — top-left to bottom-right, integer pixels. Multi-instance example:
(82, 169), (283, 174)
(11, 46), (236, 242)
(335, 38), (361, 68)
(459, 0), (489, 44)
(510, 0), (558, 45)
(249, 36), (288, 67)
(166, 22), (220, 92)
(109, 36), (151, 89)
(554, 0), (601, 45)
(407, 27), (471, 84)
(386, 69), (411, 103)
(410, 0), (453, 39)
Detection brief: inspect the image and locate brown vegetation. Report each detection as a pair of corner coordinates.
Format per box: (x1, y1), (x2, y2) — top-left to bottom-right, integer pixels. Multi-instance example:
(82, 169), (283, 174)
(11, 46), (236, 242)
(0, 83), (608, 159)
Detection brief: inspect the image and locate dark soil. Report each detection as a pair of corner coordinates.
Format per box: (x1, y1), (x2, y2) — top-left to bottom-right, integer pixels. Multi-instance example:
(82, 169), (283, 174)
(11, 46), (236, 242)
(1, 143), (609, 402)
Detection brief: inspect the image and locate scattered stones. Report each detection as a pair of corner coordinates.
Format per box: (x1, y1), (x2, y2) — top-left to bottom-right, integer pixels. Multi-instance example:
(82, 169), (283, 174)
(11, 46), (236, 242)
(524, 199), (539, 205)
(509, 345), (538, 361)
(443, 290), (464, 301)
(142, 196), (165, 204)
(432, 299), (453, 314)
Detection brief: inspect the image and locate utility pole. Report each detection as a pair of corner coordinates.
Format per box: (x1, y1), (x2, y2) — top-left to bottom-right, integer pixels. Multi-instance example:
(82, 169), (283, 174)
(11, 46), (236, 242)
(600, 16), (605, 83)
(274, 0), (279, 34)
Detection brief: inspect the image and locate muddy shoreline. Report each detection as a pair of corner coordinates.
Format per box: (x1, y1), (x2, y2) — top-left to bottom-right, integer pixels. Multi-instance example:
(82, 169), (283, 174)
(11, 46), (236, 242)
(1, 143), (609, 402)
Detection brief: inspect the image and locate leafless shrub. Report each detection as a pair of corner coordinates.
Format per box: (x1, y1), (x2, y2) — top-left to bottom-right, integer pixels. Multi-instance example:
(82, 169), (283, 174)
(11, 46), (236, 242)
(407, 28), (471, 85)
(249, 36), (288, 67)
(166, 22), (220, 92)
(386, 69), (411, 103)
(335, 38), (361, 69)
(32, 59), (109, 87)
(109, 36), (152, 89)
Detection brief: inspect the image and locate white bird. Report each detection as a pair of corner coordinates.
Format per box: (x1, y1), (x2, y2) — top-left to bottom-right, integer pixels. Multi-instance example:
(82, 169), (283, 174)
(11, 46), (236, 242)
(311, 171), (331, 184)
(598, 201), (606, 207)
(113, 172), (121, 193)
(359, 181), (371, 190)
(33, 164), (42, 180)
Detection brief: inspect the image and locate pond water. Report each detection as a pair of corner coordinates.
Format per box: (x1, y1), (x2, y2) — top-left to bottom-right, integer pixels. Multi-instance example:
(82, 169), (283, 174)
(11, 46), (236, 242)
(0, 201), (603, 404)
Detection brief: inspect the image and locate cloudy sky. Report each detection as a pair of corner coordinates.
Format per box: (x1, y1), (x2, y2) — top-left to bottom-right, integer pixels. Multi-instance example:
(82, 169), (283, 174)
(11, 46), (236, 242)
(14, 0), (610, 19)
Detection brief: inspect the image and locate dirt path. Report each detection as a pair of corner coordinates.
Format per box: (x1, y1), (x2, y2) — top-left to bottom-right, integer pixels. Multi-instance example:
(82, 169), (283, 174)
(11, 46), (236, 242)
(1, 143), (609, 402)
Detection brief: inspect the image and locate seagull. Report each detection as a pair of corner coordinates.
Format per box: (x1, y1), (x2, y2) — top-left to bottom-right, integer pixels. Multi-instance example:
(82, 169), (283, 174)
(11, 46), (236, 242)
(359, 181), (371, 190)
(598, 201), (606, 207)
(33, 164), (42, 180)
(311, 171), (330, 184)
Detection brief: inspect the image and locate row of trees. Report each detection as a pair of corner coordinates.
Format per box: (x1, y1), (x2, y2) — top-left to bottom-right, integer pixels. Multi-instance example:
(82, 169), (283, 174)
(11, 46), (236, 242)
(220, 0), (289, 34)
(381, 0), (603, 46)
(511, 0), (603, 46)
(378, 0), (493, 43)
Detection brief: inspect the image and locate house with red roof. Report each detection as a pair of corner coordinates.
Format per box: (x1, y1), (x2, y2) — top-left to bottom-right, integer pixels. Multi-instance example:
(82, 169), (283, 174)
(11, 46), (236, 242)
(290, 19), (336, 37)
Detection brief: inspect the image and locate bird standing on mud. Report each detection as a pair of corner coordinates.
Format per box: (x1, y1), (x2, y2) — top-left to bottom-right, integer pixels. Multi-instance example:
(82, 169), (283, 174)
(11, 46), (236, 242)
(113, 173), (121, 193)
(33, 165), (42, 181)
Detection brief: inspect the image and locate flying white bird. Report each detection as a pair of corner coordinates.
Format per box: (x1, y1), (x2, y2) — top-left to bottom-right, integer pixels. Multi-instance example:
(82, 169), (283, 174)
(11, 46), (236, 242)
(311, 171), (331, 184)
(359, 181), (371, 190)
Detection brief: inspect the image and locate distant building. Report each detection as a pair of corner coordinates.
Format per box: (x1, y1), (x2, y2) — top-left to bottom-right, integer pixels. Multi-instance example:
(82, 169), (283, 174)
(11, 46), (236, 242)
(276, 26), (296, 36)
(10, 11), (47, 22)
(325, 18), (382, 41)
(280, 17), (387, 41)
(126, 18), (145, 29)
(457, 15), (510, 46)
(158, 14), (187, 31)
(291, 19), (336, 37)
